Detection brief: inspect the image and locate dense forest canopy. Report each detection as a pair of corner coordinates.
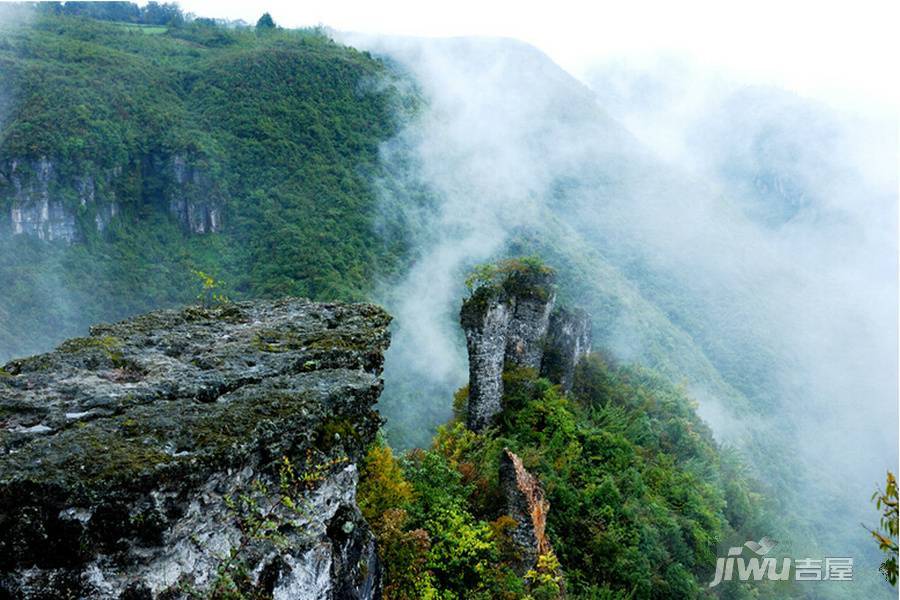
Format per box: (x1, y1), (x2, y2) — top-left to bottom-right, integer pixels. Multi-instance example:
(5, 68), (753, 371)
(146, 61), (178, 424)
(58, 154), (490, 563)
(0, 3), (409, 359)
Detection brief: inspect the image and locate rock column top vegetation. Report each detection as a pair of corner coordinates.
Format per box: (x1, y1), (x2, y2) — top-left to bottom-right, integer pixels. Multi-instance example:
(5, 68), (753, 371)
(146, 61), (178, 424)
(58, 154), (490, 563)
(0, 298), (391, 599)
(460, 259), (591, 431)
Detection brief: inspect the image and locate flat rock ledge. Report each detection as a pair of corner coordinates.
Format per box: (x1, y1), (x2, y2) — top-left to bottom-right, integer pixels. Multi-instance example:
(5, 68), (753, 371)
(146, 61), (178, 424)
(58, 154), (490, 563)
(0, 298), (391, 599)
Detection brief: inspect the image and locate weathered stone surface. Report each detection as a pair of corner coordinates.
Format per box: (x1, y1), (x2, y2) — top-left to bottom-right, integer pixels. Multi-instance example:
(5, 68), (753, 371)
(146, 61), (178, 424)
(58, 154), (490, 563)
(461, 267), (590, 431)
(506, 295), (555, 371)
(0, 298), (390, 599)
(167, 154), (224, 235)
(498, 449), (554, 576)
(0, 153), (224, 242)
(0, 157), (127, 243)
(460, 298), (510, 432)
(540, 307), (592, 393)
(2, 158), (78, 242)
(460, 270), (556, 431)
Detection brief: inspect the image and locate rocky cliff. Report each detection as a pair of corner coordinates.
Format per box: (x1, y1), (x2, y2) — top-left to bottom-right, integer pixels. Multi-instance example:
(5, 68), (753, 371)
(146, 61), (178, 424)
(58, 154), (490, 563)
(0, 298), (390, 599)
(164, 154), (225, 235)
(460, 268), (591, 431)
(0, 153), (223, 242)
(1, 158), (86, 242)
(540, 307), (592, 394)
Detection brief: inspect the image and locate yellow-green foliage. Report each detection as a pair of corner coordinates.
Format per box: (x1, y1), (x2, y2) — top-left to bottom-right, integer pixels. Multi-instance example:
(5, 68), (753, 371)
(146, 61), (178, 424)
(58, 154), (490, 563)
(392, 357), (778, 599)
(373, 508), (439, 600)
(358, 444), (441, 599)
(358, 444), (414, 526)
(524, 551), (563, 600)
(192, 269), (229, 308)
(359, 441), (528, 599)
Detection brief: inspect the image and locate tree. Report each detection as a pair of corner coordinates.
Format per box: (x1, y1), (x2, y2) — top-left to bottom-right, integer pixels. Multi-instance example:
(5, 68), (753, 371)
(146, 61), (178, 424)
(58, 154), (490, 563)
(141, 1), (183, 26)
(869, 471), (899, 585)
(256, 12), (275, 29)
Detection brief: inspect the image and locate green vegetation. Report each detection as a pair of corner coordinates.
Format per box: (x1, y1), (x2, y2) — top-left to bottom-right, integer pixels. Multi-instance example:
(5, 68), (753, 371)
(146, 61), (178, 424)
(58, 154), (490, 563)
(464, 256), (555, 297)
(193, 269), (229, 307)
(869, 471), (898, 586)
(0, 7), (892, 597)
(0, 5), (408, 360)
(360, 354), (792, 599)
(256, 13), (276, 30)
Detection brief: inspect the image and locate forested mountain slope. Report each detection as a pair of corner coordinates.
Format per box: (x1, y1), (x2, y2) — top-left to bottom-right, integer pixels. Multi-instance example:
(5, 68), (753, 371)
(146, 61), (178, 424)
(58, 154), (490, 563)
(0, 6), (407, 359)
(0, 7), (895, 598)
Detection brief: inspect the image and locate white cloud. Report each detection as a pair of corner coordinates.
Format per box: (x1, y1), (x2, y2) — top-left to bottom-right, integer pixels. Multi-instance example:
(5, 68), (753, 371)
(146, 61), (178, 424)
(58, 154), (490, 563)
(176, 0), (900, 111)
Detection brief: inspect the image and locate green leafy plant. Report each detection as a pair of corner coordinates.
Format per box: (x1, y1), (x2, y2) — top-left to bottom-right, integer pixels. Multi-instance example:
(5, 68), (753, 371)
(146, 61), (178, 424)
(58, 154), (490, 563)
(464, 256), (555, 295)
(869, 471), (899, 586)
(524, 551), (563, 600)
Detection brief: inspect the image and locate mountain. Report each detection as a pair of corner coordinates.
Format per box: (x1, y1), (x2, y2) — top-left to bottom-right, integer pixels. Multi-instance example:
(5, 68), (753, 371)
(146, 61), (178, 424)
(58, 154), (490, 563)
(0, 263), (771, 599)
(0, 5), (406, 360)
(0, 5), (895, 599)
(342, 33), (897, 599)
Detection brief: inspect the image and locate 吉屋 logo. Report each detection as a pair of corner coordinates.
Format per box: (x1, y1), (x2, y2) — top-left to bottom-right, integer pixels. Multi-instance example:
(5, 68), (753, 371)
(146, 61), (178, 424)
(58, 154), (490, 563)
(709, 537), (853, 587)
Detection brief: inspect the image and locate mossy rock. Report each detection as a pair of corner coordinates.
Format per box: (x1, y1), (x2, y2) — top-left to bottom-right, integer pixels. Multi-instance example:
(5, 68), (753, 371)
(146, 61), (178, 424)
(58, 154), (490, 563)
(0, 297), (390, 581)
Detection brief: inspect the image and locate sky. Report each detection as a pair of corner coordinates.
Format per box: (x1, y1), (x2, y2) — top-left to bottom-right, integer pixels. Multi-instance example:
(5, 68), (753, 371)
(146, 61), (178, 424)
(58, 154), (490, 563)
(173, 0), (900, 113)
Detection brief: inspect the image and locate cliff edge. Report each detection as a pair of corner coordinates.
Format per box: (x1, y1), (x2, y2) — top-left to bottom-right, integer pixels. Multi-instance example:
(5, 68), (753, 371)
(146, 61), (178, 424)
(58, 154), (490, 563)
(0, 298), (390, 599)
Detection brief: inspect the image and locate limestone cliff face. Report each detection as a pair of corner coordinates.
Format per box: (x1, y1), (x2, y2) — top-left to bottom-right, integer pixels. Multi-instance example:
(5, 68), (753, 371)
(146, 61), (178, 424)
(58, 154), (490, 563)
(165, 154), (224, 235)
(541, 307), (592, 394)
(460, 271), (555, 431)
(460, 271), (591, 431)
(0, 298), (389, 599)
(0, 153), (224, 242)
(0, 158), (97, 242)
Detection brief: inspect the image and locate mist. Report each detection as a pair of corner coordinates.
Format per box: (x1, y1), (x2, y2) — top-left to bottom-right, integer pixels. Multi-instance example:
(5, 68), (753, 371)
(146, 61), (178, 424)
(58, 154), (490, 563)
(341, 32), (898, 594)
(583, 55), (898, 491)
(0, 10), (894, 592)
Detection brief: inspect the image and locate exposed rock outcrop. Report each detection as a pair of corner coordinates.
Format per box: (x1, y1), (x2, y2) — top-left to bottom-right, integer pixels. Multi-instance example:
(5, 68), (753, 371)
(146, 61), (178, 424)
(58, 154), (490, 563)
(460, 268), (556, 431)
(499, 449), (552, 573)
(0, 298), (390, 599)
(3, 158), (79, 242)
(460, 268), (590, 431)
(499, 449), (563, 595)
(0, 153), (224, 242)
(0, 158), (127, 242)
(540, 307), (592, 393)
(167, 154), (224, 234)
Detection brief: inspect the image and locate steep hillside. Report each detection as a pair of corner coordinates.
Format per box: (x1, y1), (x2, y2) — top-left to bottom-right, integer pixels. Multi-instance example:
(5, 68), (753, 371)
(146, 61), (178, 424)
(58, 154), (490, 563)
(358, 260), (790, 599)
(0, 6), (407, 360)
(352, 36), (895, 598)
(0, 9), (894, 598)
